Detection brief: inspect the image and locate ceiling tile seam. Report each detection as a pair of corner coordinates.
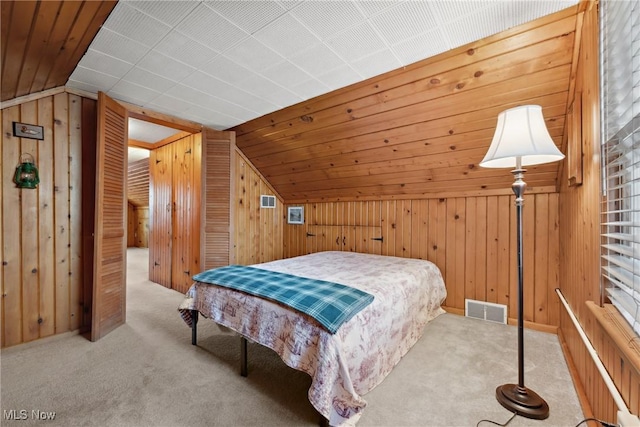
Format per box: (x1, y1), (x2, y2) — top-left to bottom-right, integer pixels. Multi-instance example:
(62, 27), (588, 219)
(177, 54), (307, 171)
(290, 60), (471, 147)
(164, 82), (261, 120)
(361, 17), (405, 69)
(84, 47), (137, 73)
(423, 0), (455, 58)
(351, 0), (406, 20)
(126, 0), (201, 28)
(109, 80), (164, 102)
(180, 57), (296, 115)
(71, 66), (121, 92)
(269, 4), (369, 81)
(202, 0), (292, 37)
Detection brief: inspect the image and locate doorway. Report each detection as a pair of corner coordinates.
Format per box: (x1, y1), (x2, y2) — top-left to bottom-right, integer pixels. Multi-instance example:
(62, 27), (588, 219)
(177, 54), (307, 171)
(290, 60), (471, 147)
(126, 117), (196, 292)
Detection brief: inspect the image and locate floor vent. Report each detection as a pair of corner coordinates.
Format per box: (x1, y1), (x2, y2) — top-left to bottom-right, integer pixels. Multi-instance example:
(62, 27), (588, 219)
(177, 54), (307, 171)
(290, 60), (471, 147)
(465, 299), (507, 324)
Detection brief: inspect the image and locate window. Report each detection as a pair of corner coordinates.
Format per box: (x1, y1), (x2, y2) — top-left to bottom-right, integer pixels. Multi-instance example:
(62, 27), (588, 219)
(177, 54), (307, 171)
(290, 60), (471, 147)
(600, 0), (640, 335)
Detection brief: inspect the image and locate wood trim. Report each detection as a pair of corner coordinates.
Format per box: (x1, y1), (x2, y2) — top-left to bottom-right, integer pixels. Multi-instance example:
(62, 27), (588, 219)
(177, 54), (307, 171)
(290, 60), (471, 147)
(0, 86), (66, 109)
(229, 133), (236, 265)
(128, 139), (155, 150)
(506, 318), (558, 334)
(442, 306), (464, 316)
(587, 301), (640, 377)
(125, 104), (202, 134)
(64, 86), (97, 100)
(153, 131), (194, 149)
(128, 131), (195, 150)
(557, 327), (597, 425)
(557, 9), (585, 188)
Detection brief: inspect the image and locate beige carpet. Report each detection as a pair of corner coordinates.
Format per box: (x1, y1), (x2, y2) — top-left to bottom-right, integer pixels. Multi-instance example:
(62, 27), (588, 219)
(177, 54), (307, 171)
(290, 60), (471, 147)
(1, 248), (584, 427)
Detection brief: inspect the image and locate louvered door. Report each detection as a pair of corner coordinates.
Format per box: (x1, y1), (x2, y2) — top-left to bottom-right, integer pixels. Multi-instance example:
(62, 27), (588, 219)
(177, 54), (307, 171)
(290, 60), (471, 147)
(200, 128), (235, 270)
(91, 92), (127, 341)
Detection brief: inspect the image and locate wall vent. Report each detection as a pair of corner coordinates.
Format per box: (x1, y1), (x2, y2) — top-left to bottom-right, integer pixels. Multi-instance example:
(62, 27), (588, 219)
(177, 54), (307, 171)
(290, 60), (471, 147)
(260, 195), (276, 208)
(465, 299), (507, 324)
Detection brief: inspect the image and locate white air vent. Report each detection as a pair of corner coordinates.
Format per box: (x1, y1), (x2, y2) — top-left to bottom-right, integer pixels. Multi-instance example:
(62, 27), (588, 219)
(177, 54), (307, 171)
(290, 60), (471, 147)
(465, 299), (507, 324)
(260, 195), (276, 208)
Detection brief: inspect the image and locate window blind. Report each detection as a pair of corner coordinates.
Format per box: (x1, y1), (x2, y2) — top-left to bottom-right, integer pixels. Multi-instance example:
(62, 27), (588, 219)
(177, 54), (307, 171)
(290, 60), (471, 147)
(600, 0), (640, 336)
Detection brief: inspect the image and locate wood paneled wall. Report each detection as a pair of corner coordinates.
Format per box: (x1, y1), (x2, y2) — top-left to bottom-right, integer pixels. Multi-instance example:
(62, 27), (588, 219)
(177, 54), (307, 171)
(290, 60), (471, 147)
(127, 204), (148, 248)
(557, 1), (640, 421)
(233, 150), (283, 265)
(127, 158), (149, 208)
(1, 92), (84, 347)
(284, 193), (560, 328)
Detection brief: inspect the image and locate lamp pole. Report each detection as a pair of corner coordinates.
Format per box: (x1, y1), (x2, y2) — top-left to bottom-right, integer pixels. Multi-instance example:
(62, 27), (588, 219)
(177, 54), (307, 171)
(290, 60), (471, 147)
(513, 160), (526, 390)
(494, 158), (549, 419)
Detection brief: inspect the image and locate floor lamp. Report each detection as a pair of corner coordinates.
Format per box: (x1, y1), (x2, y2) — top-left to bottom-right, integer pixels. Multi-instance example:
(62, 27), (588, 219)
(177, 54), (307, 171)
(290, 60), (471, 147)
(479, 105), (564, 419)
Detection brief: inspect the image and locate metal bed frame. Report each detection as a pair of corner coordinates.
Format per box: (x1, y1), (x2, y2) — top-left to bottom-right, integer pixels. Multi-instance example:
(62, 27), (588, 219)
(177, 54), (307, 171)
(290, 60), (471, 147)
(190, 309), (329, 427)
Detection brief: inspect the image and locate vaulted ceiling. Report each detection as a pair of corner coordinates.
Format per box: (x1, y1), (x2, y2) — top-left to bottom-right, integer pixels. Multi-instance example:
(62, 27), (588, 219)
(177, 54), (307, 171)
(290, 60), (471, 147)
(1, 0), (588, 203)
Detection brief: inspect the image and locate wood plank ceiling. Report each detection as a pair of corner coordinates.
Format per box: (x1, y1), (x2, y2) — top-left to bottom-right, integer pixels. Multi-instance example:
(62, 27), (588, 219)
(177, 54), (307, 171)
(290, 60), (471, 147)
(2, 0), (585, 203)
(232, 5), (584, 203)
(0, 0), (116, 102)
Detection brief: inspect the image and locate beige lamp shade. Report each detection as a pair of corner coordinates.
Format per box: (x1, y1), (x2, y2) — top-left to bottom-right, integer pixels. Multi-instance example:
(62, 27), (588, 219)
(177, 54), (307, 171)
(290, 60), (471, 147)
(479, 105), (565, 168)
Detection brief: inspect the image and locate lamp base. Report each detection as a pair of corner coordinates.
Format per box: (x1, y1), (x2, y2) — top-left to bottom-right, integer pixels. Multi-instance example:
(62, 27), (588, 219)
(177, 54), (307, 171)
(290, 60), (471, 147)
(496, 384), (549, 420)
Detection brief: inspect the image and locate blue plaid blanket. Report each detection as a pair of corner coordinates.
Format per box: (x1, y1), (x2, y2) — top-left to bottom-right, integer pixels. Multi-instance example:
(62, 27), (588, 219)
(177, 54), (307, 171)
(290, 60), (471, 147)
(192, 265), (374, 334)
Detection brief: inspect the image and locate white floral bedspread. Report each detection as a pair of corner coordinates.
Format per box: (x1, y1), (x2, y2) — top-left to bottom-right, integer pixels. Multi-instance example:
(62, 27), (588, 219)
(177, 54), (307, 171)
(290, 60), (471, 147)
(179, 251), (446, 427)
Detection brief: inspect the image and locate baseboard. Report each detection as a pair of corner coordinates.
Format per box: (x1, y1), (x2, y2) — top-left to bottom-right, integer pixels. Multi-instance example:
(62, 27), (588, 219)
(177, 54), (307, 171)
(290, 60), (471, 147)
(557, 326), (597, 425)
(506, 318), (558, 334)
(442, 306), (464, 316)
(1, 329), (81, 352)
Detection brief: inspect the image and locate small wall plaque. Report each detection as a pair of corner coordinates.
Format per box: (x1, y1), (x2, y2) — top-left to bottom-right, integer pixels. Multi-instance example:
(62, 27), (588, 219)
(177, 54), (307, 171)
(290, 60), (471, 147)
(13, 122), (44, 140)
(287, 206), (304, 224)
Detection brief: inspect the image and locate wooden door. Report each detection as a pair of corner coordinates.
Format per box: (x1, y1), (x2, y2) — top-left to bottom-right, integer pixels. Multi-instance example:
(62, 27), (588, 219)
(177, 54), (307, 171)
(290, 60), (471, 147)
(149, 144), (172, 287)
(306, 225), (321, 254)
(200, 128), (235, 271)
(171, 135), (201, 293)
(91, 92), (127, 341)
(327, 225), (343, 251)
(360, 226), (383, 254)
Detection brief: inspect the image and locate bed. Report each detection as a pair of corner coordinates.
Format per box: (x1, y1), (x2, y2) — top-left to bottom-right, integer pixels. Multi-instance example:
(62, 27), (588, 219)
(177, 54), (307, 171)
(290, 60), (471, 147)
(178, 251), (447, 427)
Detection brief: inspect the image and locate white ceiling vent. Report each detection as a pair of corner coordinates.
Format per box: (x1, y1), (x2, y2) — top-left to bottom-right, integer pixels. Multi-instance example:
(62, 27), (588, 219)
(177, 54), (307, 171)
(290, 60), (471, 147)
(260, 195), (276, 208)
(465, 299), (507, 324)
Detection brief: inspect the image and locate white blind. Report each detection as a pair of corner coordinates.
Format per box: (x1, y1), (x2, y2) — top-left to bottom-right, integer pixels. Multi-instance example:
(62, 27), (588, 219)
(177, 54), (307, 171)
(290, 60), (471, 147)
(601, 0), (640, 336)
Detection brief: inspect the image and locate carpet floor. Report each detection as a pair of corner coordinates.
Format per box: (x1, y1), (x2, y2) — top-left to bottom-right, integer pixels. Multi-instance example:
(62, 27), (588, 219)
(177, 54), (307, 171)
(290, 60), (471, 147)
(1, 248), (585, 427)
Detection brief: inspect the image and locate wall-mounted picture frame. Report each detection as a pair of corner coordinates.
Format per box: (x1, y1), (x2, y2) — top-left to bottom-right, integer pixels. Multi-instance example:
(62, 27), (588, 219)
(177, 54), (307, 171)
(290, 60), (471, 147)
(287, 206), (304, 224)
(13, 122), (44, 140)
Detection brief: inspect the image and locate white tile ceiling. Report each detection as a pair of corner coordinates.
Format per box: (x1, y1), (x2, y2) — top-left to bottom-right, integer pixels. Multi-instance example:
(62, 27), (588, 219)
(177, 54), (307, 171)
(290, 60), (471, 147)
(67, 0), (579, 131)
